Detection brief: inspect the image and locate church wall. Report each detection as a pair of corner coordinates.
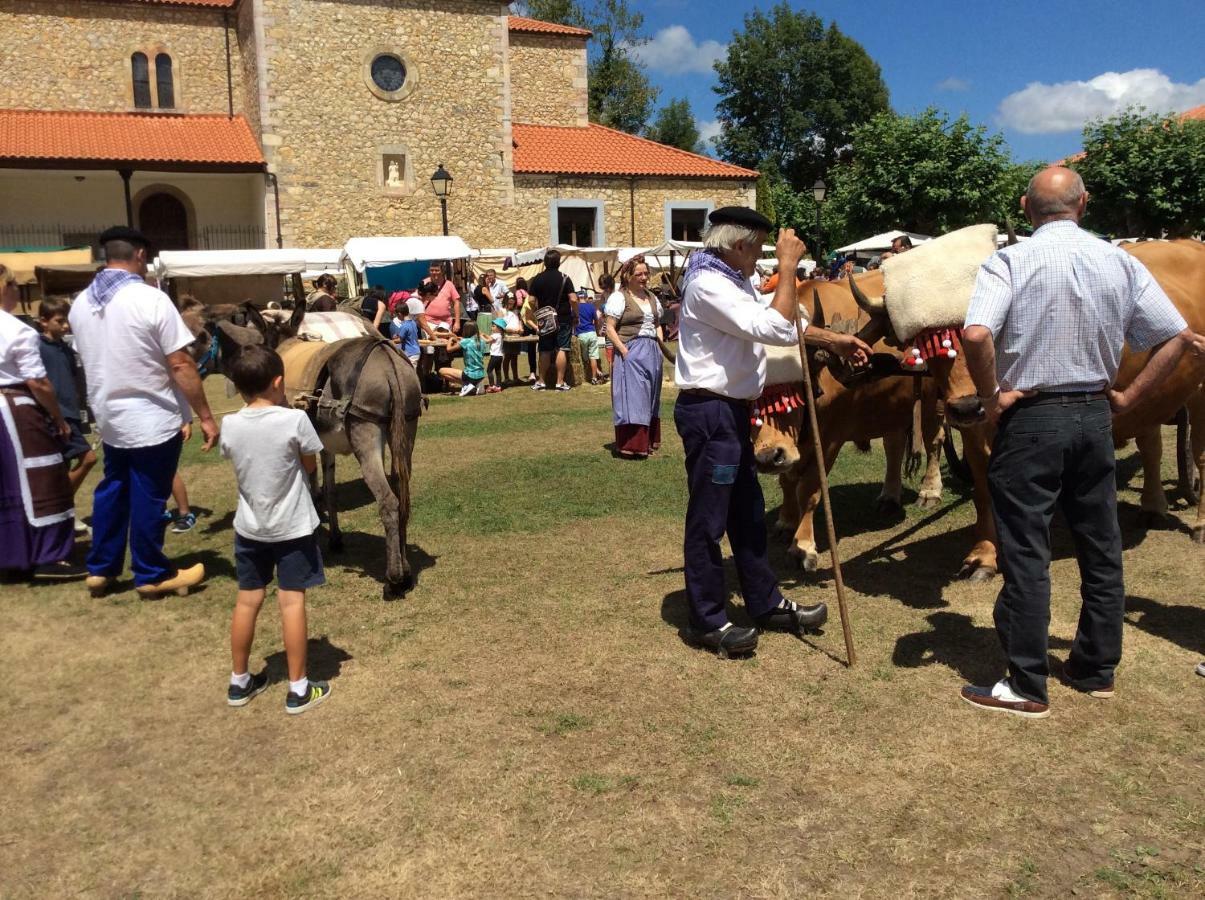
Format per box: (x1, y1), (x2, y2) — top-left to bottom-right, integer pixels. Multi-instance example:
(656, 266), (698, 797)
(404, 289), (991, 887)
(0, 0), (243, 116)
(508, 32), (588, 128)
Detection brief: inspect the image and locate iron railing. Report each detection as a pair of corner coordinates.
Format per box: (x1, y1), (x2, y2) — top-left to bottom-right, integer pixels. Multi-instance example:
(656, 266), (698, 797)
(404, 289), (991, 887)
(0, 223), (266, 253)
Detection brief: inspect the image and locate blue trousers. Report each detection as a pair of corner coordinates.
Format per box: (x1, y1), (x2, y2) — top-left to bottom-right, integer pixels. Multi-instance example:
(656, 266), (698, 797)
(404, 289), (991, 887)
(87, 434), (182, 586)
(674, 393), (783, 631)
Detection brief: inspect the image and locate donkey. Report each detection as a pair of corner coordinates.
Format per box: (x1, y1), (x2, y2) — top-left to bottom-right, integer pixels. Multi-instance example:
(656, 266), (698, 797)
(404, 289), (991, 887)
(211, 302), (424, 598)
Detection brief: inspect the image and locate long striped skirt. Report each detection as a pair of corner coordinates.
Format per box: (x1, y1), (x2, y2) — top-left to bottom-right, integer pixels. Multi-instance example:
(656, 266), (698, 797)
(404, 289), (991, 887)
(0, 386), (74, 571)
(611, 336), (662, 457)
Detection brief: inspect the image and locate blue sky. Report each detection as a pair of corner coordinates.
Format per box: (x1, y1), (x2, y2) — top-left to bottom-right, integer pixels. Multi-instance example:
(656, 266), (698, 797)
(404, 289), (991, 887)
(624, 0), (1205, 163)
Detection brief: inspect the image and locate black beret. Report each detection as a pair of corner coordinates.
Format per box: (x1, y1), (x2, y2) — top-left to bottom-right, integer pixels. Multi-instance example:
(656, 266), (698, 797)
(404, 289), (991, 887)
(98, 225), (151, 248)
(708, 206), (773, 231)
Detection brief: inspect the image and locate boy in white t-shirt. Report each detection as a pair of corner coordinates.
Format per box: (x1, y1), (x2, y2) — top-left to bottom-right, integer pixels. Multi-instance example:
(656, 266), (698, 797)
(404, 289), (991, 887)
(219, 345), (331, 715)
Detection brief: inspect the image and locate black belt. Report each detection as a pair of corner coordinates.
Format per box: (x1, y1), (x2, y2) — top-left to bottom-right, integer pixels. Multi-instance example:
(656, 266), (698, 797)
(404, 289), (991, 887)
(1020, 391), (1107, 406)
(679, 388), (740, 402)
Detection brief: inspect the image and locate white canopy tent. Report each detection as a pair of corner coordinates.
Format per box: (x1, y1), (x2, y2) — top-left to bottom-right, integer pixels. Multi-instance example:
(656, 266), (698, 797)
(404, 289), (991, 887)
(153, 249), (309, 279)
(299, 248), (344, 281)
(835, 231), (932, 255)
(340, 235), (473, 273)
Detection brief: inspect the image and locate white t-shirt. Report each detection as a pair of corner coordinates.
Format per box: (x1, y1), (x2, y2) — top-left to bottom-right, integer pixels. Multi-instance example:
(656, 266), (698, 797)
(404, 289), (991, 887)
(0, 310), (47, 384)
(68, 281), (196, 448)
(488, 332), (504, 357)
(219, 405), (324, 542)
(603, 292), (660, 338)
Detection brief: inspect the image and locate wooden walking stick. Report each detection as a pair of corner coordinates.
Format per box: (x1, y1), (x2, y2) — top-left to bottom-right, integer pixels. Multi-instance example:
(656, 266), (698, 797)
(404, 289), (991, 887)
(793, 294), (857, 667)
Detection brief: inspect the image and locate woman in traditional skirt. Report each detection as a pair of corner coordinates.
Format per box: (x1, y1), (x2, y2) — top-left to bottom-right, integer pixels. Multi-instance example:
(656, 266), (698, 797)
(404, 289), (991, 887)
(604, 257), (667, 459)
(0, 265), (80, 580)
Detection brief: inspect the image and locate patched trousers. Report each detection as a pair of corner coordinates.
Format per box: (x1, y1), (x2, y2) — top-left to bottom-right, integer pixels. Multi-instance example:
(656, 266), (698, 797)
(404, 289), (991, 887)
(674, 392), (784, 631)
(988, 394), (1124, 704)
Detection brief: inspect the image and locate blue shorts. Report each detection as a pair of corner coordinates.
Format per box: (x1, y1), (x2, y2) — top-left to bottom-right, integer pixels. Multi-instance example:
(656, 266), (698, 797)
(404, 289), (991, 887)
(234, 532), (325, 591)
(62, 417), (91, 462)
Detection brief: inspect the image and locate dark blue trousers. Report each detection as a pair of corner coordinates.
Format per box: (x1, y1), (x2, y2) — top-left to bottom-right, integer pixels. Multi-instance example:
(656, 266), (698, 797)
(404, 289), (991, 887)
(674, 393), (783, 631)
(87, 433), (182, 586)
(988, 395), (1123, 704)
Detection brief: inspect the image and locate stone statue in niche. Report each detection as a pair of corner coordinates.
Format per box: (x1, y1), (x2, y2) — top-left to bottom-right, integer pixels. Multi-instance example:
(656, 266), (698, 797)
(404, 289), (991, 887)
(386, 159), (403, 188)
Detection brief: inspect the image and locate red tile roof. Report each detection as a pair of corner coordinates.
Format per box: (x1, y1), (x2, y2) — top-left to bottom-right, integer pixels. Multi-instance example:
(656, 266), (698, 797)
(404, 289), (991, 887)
(512, 123), (757, 180)
(112, 1), (236, 7)
(508, 16), (592, 38)
(1182, 104), (1205, 121)
(1055, 104), (1205, 165)
(0, 110), (264, 171)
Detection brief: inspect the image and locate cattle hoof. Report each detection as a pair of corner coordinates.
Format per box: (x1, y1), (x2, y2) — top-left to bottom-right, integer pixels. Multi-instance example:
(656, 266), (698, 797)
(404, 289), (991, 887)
(875, 497), (904, 518)
(957, 561), (996, 582)
(1140, 511), (1170, 530)
(789, 548), (819, 572)
(383, 579), (409, 601)
(1192, 526), (1205, 545)
(916, 493), (942, 510)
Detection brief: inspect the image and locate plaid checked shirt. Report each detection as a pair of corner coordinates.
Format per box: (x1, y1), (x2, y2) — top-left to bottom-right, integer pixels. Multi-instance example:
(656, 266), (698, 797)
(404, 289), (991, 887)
(964, 220), (1186, 393)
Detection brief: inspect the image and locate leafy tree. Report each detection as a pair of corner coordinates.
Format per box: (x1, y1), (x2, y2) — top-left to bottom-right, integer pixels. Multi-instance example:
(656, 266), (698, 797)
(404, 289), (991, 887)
(648, 99), (701, 152)
(521, 0), (589, 28)
(586, 0), (658, 133)
(1074, 109), (1205, 238)
(823, 109), (1039, 245)
(714, 3), (889, 191)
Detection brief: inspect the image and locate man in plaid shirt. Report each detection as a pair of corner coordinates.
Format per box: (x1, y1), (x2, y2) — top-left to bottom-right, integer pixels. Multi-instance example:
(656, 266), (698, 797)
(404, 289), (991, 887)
(958, 166), (1195, 719)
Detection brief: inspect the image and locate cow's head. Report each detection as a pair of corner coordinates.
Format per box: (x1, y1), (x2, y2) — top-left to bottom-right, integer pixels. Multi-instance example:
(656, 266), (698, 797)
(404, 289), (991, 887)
(213, 301), (305, 364)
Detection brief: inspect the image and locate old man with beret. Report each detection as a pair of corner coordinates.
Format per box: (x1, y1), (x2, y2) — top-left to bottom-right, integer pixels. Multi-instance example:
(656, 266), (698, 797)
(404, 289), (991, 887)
(673, 207), (871, 657)
(69, 226), (218, 599)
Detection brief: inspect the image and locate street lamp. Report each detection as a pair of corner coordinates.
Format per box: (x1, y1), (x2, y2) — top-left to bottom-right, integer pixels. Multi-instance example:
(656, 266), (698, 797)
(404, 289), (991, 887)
(430, 163), (452, 236)
(812, 178), (827, 265)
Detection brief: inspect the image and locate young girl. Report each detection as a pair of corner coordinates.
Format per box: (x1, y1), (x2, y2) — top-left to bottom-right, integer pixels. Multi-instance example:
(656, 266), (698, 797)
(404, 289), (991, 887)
(500, 294), (524, 384)
(485, 317), (506, 392)
(438, 330), (489, 396)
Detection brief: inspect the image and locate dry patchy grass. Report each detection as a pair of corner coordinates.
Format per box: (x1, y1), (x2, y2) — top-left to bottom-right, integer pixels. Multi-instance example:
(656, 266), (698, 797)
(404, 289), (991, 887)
(2, 379), (1203, 898)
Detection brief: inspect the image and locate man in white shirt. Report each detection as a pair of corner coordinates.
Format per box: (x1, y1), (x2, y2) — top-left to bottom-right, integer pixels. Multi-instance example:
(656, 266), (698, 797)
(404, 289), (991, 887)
(674, 207), (870, 657)
(68, 226), (219, 599)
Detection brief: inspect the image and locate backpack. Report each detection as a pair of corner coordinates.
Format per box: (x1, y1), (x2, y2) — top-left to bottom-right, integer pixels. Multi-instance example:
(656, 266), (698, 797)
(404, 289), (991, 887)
(534, 274), (569, 336)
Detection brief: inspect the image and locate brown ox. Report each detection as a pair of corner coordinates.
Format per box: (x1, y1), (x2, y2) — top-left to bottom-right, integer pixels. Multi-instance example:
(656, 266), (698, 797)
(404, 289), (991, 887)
(849, 239), (1205, 561)
(749, 281), (959, 575)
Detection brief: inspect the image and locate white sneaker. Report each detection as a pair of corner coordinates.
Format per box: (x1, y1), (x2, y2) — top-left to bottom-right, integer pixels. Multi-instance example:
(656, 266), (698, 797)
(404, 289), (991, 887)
(555, 383), (571, 392)
(459, 383), (477, 397)
(531, 381), (546, 391)
(1196, 661), (1205, 677)
(74, 518), (92, 538)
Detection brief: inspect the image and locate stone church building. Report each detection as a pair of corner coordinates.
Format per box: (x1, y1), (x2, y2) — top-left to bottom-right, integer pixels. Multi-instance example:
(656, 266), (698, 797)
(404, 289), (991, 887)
(0, 0), (757, 254)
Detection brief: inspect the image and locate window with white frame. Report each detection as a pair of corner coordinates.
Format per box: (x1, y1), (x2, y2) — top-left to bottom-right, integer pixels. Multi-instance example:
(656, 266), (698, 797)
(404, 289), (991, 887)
(551, 200), (604, 247)
(664, 201), (713, 243)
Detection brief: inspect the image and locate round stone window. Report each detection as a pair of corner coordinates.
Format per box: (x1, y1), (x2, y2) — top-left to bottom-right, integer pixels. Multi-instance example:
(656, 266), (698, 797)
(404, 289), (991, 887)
(370, 54), (406, 93)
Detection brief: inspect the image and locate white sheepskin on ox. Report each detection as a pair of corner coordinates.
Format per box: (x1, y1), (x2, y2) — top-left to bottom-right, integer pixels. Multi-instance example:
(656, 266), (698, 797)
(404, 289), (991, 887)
(764, 343), (803, 387)
(881, 223), (998, 342)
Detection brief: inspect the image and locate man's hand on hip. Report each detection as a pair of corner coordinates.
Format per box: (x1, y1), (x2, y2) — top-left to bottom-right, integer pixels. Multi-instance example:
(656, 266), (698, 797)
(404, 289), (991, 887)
(985, 388), (1035, 427)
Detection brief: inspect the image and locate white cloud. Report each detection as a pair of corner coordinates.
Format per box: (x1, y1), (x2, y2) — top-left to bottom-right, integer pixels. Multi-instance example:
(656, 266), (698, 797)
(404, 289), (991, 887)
(936, 77), (970, 93)
(627, 25), (727, 76)
(697, 119), (723, 146)
(996, 68), (1205, 134)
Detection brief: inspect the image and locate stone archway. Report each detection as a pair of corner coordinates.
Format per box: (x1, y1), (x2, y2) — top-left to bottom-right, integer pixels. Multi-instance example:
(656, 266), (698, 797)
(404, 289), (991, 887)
(137, 190), (190, 251)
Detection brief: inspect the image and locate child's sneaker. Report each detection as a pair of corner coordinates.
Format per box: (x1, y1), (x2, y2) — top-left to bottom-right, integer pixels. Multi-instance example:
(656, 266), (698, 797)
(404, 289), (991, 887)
(286, 680), (332, 715)
(171, 512), (197, 533)
(459, 383), (477, 397)
(227, 671), (269, 707)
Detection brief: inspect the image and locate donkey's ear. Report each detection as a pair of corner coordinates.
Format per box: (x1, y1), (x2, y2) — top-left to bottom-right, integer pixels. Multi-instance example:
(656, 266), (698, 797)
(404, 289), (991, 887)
(243, 302), (267, 334)
(288, 301), (305, 334)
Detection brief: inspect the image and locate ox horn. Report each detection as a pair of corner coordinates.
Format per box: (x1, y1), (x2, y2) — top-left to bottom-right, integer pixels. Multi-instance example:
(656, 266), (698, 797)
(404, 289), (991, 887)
(1005, 219), (1019, 246)
(811, 288), (826, 330)
(848, 274), (885, 316)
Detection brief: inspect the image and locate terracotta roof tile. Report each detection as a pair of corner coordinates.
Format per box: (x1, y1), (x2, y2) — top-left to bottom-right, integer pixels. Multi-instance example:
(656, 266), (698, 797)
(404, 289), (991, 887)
(1182, 104), (1205, 121)
(512, 123), (757, 180)
(508, 16), (592, 38)
(0, 109), (264, 171)
(111, 1), (237, 8)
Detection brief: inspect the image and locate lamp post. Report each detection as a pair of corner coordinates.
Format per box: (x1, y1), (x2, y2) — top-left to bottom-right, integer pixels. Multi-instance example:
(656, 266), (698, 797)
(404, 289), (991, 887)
(812, 177), (827, 266)
(430, 163), (452, 236)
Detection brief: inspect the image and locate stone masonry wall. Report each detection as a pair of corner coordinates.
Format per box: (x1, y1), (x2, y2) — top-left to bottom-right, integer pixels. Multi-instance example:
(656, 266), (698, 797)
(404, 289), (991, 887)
(507, 176), (756, 250)
(508, 32), (588, 128)
(259, 0), (515, 248)
(0, 0), (243, 116)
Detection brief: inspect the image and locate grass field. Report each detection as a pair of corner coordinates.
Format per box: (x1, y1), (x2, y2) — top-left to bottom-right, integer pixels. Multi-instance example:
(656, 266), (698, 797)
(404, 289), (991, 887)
(4, 376), (1203, 898)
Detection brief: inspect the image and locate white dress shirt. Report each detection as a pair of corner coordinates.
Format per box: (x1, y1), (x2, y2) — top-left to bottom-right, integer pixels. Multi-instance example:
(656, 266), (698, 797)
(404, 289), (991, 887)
(674, 269), (800, 400)
(0, 310), (47, 384)
(68, 280), (196, 449)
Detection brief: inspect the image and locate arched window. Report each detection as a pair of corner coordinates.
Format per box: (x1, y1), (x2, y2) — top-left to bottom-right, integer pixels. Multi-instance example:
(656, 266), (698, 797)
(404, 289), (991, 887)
(155, 53), (175, 109)
(131, 52), (151, 108)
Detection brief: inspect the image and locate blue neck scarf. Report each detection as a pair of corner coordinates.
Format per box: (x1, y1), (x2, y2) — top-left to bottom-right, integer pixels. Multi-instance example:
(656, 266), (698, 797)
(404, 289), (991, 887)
(83, 268), (145, 312)
(683, 249), (748, 291)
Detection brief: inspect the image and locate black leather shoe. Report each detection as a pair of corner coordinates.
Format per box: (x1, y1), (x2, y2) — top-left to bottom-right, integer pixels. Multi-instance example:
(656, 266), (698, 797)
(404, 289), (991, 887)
(754, 599), (828, 634)
(685, 623), (758, 658)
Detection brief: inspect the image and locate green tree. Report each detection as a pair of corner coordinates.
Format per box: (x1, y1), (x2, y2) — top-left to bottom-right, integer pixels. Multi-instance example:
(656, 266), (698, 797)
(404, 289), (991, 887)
(1074, 109), (1205, 238)
(648, 98), (701, 152)
(586, 0), (657, 133)
(823, 109), (1039, 245)
(714, 3), (889, 191)
(521, 0), (589, 28)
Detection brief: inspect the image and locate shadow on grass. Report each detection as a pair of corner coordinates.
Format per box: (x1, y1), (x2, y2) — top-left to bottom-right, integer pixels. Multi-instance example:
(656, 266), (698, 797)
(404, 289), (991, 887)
(1125, 595), (1205, 656)
(325, 529), (438, 587)
(263, 635), (352, 684)
(893, 610), (1073, 683)
(192, 548), (239, 582)
(202, 510), (234, 536)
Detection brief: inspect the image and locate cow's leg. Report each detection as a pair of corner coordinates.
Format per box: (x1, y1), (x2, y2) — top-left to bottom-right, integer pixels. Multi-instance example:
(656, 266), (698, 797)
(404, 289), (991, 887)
(775, 471), (801, 535)
(917, 416), (945, 510)
(347, 419), (405, 599)
(1188, 392), (1205, 544)
(1135, 426), (1170, 526)
(322, 450), (342, 553)
(788, 439), (842, 572)
(877, 431), (905, 516)
(958, 428), (998, 581)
